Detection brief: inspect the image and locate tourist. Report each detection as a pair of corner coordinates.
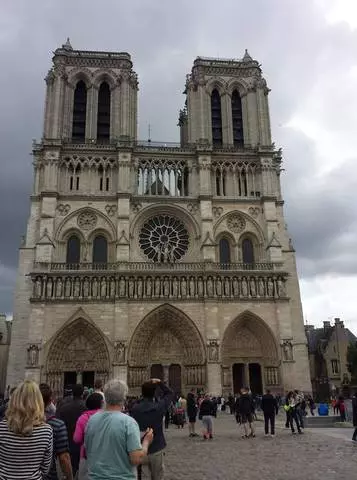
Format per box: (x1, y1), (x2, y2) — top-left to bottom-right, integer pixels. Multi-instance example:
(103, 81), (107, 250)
(337, 396), (346, 422)
(285, 391), (302, 434)
(131, 378), (174, 479)
(0, 380), (53, 479)
(85, 379), (153, 479)
(199, 393), (215, 439)
(57, 384), (86, 476)
(39, 383), (73, 480)
(237, 387), (255, 438)
(73, 392), (103, 480)
(332, 397), (338, 415)
(261, 389), (277, 437)
(294, 389), (305, 429)
(352, 392), (357, 441)
(307, 395), (316, 416)
(94, 378), (105, 400)
(187, 388), (198, 437)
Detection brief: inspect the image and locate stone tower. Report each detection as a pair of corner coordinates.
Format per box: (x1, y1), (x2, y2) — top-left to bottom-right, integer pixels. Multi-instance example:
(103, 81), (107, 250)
(7, 42), (311, 397)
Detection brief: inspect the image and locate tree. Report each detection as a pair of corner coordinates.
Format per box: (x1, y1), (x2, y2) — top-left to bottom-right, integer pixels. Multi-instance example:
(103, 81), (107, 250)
(347, 342), (357, 383)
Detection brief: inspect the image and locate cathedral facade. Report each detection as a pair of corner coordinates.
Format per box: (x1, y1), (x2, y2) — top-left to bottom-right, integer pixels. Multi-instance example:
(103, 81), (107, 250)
(7, 41), (311, 397)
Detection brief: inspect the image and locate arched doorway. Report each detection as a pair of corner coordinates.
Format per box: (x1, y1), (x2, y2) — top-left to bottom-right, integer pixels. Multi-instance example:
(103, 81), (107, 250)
(45, 318), (110, 398)
(128, 304), (206, 395)
(221, 311), (280, 395)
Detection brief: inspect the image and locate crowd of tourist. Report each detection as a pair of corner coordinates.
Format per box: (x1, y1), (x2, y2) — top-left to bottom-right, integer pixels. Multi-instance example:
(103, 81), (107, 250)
(0, 377), (352, 480)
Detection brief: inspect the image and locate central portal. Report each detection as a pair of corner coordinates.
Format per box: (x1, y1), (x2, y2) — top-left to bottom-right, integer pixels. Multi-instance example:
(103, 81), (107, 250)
(128, 305), (206, 395)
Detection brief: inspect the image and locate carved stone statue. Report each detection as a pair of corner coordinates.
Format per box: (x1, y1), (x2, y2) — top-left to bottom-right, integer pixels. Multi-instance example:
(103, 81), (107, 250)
(208, 340), (219, 362)
(56, 277), (63, 298)
(241, 277), (248, 297)
(180, 277), (187, 297)
(119, 277), (126, 297)
(282, 340), (293, 361)
(137, 278), (143, 298)
(114, 341), (126, 364)
(83, 277), (89, 297)
(206, 277), (213, 297)
(27, 344), (39, 367)
(155, 277), (161, 297)
(216, 277), (222, 296)
(172, 277), (178, 298)
(35, 277), (43, 298)
(197, 277), (204, 297)
(267, 278), (274, 297)
(189, 277), (195, 297)
(277, 278), (286, 297)
(146, 277), (152, 298)
(258, 277), (265, 297)
(233, 277), (239, 297)
(163, 277), (170, 297)
(74, 278), (81, 298)
(128, 277), (135, 298)
(250, 277), (256, 297)
(224, 277), (230, 297)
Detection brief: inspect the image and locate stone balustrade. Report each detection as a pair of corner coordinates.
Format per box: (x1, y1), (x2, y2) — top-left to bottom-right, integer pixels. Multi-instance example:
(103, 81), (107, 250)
(30, 270), (288, 302)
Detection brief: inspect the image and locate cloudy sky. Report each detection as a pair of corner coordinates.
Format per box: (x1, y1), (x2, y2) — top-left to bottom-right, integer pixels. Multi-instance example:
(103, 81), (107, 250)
(1, 0), (357, 330)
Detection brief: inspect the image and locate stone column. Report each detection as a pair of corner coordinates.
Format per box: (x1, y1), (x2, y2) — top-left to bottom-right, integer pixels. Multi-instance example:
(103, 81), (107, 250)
(113, 365), (128, 383)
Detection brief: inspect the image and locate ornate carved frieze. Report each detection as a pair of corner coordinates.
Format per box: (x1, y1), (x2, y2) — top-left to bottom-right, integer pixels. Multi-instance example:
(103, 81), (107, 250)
(187, 203), (199, 215)
(248, 207), (260, 218)
(131, 202), (142, 214)
(265, 367), (279, 385)
(31, 272), (288, 302)
(77, 211), (98, 230)
(185, 366), (206, 386)
(226, 213), (246, 233)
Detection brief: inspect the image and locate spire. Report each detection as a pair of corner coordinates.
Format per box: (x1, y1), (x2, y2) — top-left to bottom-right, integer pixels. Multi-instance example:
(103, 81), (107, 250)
(242, 49), (253, 62)
(62, 37), (73, 51)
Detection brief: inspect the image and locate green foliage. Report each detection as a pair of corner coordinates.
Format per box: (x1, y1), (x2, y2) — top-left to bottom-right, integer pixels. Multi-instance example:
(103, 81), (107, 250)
(347, 342), (357, 382)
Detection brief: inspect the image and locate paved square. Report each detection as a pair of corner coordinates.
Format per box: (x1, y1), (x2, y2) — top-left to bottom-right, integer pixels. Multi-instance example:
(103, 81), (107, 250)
(158, 414), (356, 479)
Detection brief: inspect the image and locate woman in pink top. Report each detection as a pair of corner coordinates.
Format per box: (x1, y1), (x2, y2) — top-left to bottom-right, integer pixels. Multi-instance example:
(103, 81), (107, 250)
(74, 392), (103, 480)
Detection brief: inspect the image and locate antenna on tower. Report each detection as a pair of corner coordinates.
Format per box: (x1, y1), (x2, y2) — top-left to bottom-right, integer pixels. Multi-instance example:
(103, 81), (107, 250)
(148, 123), (151, 143)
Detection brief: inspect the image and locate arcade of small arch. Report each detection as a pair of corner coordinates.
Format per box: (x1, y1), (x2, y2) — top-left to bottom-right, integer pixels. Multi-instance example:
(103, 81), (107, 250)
(44, 308), (281, 397)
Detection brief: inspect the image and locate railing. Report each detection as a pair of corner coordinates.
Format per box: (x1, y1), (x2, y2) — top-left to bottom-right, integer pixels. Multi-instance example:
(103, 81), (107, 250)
(33, 261), (280, 273)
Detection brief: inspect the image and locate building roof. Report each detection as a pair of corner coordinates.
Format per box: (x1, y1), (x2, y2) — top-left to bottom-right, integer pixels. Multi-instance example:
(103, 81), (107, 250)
(305, 323), (357, 354)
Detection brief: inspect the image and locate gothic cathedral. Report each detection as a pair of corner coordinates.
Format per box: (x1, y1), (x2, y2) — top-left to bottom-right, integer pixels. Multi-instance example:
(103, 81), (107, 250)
(7, 41), (311, 397)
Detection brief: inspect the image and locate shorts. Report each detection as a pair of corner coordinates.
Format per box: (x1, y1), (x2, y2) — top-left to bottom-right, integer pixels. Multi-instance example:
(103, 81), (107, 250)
(240, 413), (253, 424)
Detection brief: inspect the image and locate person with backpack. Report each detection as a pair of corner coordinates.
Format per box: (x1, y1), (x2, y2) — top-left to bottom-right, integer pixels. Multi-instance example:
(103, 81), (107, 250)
(39, 383), (73, 480)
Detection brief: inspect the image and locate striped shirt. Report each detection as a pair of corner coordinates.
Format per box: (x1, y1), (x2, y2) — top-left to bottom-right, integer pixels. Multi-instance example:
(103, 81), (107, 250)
(0, 420), (53, 480)
(46, 416), (69, 480)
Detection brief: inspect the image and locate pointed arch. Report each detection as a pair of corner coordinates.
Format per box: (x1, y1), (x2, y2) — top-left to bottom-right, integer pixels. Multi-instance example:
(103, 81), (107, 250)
(72, 80), (87, 141)
(221, 310), (279, 363)
(232, 89), (244, 146)
(97, 82), (111, 142)
(128, 304), (206, 367)
(211, 88), (222, 146)
(45, 312), (111, 396)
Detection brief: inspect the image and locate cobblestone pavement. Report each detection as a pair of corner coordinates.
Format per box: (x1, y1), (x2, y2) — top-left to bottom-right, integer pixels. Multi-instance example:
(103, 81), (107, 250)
(150, 413), (357, 480)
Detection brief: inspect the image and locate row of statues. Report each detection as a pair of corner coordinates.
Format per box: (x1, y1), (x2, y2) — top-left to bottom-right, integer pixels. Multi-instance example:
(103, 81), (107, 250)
(32, 274), (288, 300)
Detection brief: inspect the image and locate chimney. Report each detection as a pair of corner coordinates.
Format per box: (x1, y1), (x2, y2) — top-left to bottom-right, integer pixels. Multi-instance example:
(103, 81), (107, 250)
(334, 317), (344, 328)
(323, 321), (331, 331)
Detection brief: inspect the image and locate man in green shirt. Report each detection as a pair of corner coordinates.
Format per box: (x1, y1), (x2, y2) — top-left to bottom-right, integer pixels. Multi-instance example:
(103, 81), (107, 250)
(85, 379), (153, 480)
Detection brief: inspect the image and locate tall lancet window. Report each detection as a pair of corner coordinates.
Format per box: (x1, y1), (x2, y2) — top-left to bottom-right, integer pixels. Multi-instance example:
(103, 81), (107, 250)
(97, 82), (111, 142)
(72, 80), (87, 141)
(211, 89), (223, 146)
(66, 235), (81, 264)
(232, 90), (244, 146)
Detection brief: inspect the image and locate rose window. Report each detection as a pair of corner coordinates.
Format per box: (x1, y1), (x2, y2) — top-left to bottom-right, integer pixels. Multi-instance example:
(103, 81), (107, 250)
(139, 215), (189, 262)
